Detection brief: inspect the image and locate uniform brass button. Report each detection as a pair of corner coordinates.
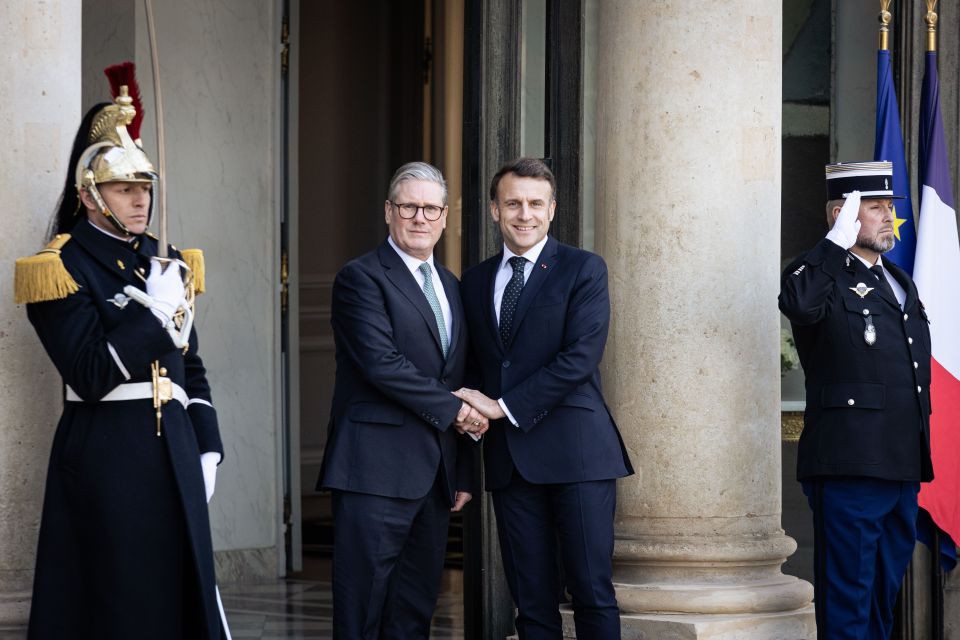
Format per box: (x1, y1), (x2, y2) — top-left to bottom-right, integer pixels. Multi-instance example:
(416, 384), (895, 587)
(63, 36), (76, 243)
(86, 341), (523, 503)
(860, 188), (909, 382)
(847, 399), (855, 406)
(159, 367), (167, 376)
(908, 337), (914, 344)
(862, 309), (870, 316)
(904, 313), (909, 321)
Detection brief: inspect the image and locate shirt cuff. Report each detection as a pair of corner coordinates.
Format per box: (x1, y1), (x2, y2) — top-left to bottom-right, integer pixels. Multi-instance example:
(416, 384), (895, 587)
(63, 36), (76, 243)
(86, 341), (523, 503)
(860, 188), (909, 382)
(107, 342), (131, 380)
(498, 398), (520, 428)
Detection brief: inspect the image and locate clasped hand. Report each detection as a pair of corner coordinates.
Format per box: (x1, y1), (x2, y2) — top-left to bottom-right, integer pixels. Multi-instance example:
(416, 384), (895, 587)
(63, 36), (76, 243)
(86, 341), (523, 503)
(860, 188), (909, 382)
(452, 388), (506, 439)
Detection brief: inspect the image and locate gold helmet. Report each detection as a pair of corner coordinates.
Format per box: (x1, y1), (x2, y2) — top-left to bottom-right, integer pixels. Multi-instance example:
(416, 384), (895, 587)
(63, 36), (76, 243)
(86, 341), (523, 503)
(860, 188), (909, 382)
(75, 64), (158, 235)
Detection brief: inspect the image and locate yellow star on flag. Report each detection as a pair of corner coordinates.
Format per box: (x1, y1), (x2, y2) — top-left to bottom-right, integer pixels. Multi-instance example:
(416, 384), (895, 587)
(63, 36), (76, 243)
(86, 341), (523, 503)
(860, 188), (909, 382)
(891, 205), (907, 240)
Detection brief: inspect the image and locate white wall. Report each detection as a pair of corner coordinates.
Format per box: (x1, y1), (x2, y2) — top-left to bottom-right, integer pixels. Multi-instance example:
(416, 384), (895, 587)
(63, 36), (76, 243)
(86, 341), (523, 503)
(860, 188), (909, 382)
(131, 0), (283, 576)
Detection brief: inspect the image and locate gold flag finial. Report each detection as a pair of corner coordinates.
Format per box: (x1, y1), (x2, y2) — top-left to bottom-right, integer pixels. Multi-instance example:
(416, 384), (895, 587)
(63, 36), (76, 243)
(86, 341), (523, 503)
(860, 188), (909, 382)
(925, 0), (938, 52)
(878, 0), (892, 51)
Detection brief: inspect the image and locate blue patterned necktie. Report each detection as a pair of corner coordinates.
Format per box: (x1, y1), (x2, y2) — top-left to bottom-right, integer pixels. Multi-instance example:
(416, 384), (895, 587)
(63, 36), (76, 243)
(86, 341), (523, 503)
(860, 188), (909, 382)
(499, 256), (527, 346)
(419, 262), (449, 357)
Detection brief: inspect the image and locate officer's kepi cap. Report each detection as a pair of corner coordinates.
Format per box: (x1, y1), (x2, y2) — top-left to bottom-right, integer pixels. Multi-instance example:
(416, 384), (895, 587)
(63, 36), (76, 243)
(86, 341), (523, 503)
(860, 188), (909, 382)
(825, 161), (905, 200)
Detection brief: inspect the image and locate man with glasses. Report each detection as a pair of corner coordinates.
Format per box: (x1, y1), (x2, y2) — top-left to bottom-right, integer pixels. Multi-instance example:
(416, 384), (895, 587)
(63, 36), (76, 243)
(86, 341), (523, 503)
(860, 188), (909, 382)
(317, 162), (485, 639)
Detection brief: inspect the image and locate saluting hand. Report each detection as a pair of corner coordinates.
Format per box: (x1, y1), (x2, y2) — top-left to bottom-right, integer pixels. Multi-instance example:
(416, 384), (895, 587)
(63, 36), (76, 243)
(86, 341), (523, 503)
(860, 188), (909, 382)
(825, 190), (862, 249)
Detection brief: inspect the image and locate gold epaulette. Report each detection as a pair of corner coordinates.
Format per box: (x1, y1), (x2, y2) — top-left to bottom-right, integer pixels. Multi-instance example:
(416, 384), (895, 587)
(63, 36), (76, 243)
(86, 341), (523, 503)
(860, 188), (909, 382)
(180, 248), (205, 295)
(14, 234), (80, 304)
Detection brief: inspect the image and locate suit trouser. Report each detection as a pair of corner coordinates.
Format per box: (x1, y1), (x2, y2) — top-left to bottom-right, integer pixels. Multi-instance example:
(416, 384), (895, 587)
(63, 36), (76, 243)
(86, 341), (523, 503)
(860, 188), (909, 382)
(331, 478), (450, 640)
(803, 477), (919, 640)
(492, 473), (620, 640)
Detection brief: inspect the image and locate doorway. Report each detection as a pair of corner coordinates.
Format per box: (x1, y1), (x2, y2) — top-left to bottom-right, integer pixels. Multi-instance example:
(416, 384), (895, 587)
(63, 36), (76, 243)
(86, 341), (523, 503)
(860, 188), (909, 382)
(285, 0), (467, 624)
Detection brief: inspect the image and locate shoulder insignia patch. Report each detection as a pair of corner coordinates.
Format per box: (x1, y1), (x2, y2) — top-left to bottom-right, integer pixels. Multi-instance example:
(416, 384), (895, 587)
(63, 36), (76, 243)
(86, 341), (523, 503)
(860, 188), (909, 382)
(14, 234), (80, 304)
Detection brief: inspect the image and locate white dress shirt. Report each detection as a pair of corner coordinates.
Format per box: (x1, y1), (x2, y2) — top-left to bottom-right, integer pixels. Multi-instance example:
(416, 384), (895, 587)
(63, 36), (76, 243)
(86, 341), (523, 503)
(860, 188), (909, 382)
(388, 236), (453, 344)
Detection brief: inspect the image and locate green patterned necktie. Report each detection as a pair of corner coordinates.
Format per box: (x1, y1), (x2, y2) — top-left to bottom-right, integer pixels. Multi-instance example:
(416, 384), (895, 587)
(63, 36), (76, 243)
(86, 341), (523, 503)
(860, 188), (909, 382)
(419, 262), (449, 357)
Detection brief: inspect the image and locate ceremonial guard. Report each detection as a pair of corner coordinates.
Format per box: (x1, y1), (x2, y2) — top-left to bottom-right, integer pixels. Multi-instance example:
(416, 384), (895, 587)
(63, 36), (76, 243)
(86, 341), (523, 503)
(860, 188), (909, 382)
(779, 161), (932, 639)
(15, 64), (229, 638)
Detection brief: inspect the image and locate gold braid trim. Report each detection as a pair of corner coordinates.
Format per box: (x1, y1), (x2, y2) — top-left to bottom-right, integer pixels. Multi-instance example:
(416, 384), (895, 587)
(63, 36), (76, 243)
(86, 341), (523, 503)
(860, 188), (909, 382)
(180, 248), (205, 294)
(14, 234), (80, 304)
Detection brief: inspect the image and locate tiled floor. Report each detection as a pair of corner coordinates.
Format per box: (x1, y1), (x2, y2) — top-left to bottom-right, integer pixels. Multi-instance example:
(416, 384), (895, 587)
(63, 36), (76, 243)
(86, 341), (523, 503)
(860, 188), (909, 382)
(220, 561), (465, 639)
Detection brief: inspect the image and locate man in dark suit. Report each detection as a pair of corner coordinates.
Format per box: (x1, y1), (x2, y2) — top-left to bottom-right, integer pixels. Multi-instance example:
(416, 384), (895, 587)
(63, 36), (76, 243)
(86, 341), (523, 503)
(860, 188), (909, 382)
(456, 157), (633, 639)
(779, 161), (933, 639)
(317, 162), (486, 639)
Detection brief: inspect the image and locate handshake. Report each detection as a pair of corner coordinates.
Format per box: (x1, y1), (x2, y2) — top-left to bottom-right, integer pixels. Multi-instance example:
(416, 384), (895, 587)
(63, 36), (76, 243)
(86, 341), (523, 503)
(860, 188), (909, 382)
(452, 387), (507, 438)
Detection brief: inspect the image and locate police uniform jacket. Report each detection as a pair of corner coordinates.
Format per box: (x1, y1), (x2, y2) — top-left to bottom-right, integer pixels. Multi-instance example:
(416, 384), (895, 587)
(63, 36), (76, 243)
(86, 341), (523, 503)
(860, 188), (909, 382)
(779, 238), (933, 483)
(25, 220), (225, 639)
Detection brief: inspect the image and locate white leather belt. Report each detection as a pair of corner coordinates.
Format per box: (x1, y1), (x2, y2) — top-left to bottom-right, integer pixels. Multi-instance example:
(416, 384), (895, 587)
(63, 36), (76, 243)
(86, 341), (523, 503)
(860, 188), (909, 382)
(65, 382), (188, 408)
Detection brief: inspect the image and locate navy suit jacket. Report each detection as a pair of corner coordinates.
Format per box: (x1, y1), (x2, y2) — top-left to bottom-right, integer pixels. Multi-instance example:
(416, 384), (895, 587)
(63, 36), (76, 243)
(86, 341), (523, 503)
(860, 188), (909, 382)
(318, 240), (474, 502)
(779, 238), (933, 482)
(460, 236), (633, 490)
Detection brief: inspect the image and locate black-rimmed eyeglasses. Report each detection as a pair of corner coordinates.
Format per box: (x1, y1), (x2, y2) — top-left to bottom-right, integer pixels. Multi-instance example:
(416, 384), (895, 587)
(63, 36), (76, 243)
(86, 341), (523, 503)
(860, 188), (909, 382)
(390, 201), (447, 221)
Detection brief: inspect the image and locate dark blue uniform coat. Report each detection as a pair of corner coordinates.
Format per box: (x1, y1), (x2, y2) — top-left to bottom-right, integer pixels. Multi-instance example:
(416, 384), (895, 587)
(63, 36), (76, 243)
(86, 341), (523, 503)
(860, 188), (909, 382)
(26, 220), (225, 639)
(779, 238), (933, 482)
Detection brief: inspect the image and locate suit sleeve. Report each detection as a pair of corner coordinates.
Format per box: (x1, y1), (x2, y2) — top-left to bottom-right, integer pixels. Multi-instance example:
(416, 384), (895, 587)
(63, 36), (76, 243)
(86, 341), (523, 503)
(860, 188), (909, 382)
(26, 266), (179, 402)
(500, 255), (611, 432)
(778, 238), (848, 326)
(332, 263), (463, 431)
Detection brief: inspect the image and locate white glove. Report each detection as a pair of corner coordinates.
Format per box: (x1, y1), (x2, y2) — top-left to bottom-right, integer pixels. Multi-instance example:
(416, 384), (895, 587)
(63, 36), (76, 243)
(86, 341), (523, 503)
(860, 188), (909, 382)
(145, 259), (185, 325)
(825, 190), (862, 249)
(200, 452), (221, 503)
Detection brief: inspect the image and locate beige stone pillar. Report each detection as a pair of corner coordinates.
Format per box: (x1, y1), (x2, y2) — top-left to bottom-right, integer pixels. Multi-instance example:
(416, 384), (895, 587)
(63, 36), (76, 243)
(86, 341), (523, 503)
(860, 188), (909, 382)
(593, 2), (815, 638)
(0, 0), (81, 627)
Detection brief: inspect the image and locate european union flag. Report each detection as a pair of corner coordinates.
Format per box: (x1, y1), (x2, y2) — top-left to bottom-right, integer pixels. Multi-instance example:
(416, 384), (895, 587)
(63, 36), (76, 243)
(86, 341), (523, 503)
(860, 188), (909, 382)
(874, 49), (916, 274)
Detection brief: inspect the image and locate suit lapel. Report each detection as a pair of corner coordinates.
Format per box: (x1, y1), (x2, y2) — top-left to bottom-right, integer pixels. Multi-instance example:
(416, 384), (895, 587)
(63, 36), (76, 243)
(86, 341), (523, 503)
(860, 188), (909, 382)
(379, 242), (446, 356)
(884, 259), (917, 312)
(505, 237), (559, 350)
(437, 266), (462, 363)
(485, 252), (504, 353)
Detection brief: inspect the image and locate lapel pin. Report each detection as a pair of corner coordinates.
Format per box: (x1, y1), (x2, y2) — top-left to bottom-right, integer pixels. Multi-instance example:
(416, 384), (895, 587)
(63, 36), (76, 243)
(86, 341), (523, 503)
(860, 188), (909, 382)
(540, 263), (548, 269)
(845, 255), (851, 268)
(850, 283), (874, 299)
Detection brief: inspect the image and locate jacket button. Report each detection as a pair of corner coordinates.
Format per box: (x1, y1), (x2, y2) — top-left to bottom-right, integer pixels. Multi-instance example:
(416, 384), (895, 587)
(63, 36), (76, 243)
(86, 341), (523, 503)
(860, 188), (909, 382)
(918, 386), (922, 393)
(847, 399), (855, 406)
(441, 377), (448, 384)
(862, 309), (870, 316)
(503, 360), (511, 368)
(904, 313), (909, 321)
(908, 337), (914, 344)
(914, 361), (919, 369)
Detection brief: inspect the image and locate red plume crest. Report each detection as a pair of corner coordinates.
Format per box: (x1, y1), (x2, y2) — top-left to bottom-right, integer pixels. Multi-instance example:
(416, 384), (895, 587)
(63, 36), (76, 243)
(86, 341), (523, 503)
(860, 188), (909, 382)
(103, 61), (144, 141)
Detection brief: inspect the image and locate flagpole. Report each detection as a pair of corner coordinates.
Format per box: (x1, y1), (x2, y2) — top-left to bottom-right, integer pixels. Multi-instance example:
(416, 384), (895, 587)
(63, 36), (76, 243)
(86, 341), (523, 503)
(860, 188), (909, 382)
(925, 0), (938, 53)
(922, 6), (944, 636)
(878, 0), (891, 51)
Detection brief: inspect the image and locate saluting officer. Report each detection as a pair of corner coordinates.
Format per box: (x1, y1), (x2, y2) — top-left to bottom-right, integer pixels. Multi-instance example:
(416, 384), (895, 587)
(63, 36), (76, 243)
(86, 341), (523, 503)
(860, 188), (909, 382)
(15, 67), (229, 638)
(779, 161), (933, 640)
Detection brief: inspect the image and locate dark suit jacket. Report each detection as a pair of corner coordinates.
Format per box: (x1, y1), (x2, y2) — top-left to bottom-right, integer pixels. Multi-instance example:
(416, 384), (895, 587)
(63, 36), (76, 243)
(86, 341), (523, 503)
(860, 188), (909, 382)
(460, 236), (633, 490)
(779, 238), (933, 482)
(318, 240), (473, 503)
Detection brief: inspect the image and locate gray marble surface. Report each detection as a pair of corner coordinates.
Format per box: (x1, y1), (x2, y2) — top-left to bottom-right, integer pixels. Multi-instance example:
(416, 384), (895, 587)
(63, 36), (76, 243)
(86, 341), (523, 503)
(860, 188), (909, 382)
(221, 563), (465, 639)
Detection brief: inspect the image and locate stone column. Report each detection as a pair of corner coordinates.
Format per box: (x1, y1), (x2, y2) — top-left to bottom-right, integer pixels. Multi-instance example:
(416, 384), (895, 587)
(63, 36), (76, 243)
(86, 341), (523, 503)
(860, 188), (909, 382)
(0, 0), (81, 628)
(593, 2), (815, 638)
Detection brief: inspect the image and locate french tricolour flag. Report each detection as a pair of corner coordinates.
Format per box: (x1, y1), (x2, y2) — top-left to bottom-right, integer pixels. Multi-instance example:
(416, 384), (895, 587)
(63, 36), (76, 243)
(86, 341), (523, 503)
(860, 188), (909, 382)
(914, 48), (960, 565)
